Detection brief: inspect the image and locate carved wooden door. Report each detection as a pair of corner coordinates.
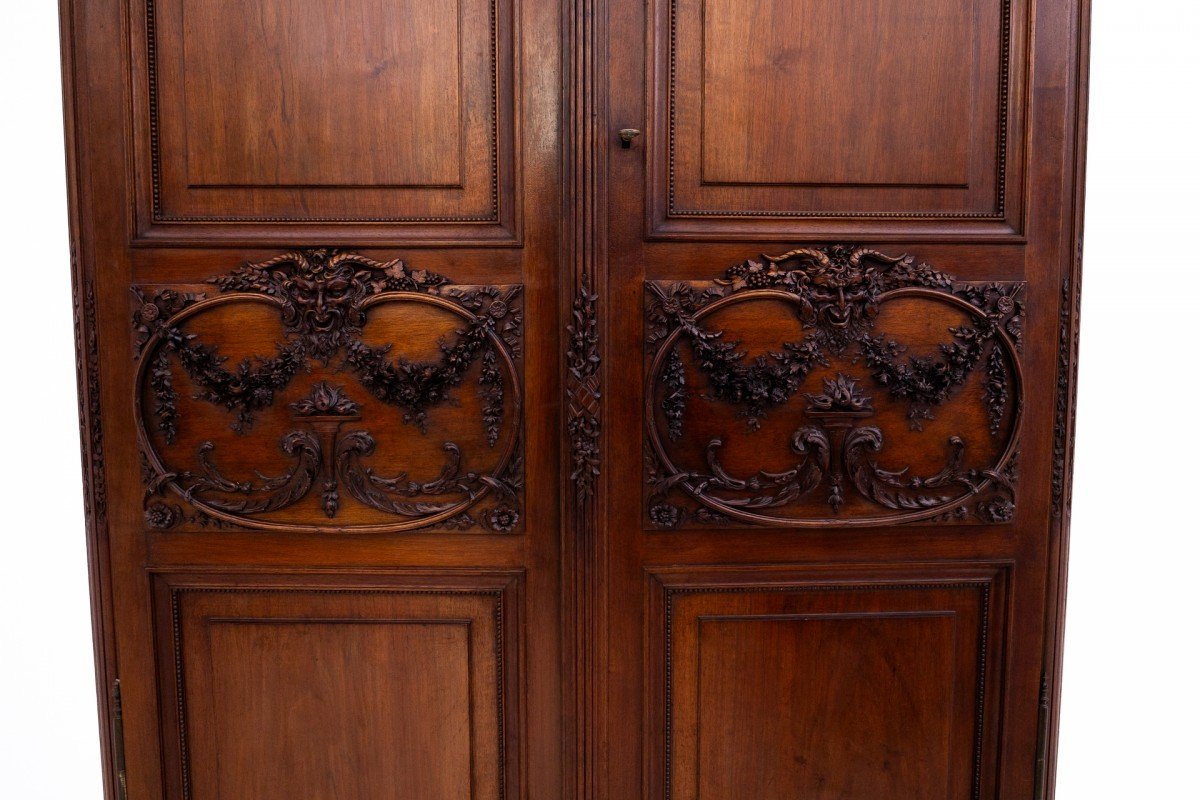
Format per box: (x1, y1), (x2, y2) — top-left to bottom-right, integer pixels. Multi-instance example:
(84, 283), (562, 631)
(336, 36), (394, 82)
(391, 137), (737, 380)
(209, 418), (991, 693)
(64, 0), (1088, 797)
(579, 0), (1089, 798)
(62, 0), (563, 797)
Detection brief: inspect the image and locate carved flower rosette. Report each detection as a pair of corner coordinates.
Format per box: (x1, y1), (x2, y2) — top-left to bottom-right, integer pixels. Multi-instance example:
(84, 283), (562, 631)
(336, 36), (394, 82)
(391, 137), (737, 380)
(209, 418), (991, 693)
(644, 246), (1023, 529)
(134, 250), (524, 534)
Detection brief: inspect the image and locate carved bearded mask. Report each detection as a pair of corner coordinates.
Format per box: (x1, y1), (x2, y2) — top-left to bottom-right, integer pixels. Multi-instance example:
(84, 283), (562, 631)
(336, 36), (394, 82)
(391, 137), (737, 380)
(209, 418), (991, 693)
(797, 271), (880, 353)
(288, 268), (359, 333)
(275, 262), (371, 359)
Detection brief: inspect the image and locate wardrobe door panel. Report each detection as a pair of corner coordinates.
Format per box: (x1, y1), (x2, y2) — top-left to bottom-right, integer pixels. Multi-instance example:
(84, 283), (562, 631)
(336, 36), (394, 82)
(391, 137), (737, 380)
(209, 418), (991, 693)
(587, 0), (1088, 797)
(62, 0), (561, 795)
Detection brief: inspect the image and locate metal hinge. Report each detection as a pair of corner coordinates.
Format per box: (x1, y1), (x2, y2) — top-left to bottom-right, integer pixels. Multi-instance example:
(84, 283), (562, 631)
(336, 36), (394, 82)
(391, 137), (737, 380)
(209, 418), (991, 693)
(1033, 674), (1051, 800)
(111, 679), (128, 800)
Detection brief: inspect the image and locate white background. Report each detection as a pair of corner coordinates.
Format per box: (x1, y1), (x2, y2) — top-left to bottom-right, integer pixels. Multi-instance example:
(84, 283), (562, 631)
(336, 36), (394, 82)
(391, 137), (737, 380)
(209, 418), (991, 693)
(1, 1), (1198, 797)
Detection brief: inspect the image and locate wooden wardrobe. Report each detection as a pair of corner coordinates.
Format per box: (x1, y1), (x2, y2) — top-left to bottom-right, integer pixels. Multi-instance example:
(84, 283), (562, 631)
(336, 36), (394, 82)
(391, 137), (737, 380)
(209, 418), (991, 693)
(59, 0), (1090, 797)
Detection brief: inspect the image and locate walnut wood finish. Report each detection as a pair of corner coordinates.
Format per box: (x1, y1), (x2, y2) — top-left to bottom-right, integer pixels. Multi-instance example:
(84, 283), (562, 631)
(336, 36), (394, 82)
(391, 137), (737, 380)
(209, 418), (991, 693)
(60, 0), (1089, 796)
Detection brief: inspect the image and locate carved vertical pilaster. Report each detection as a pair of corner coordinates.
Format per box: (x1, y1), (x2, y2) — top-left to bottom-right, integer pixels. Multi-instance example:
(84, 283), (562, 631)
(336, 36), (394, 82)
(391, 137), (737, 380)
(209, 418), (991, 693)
(563, 0), (608, 795)
(73, 247), (107, 528)
(1051, 278), (1071, 517)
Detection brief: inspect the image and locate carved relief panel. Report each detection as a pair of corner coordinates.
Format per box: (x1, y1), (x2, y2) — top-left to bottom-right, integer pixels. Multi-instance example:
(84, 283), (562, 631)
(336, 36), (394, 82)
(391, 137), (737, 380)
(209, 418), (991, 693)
(135, 250), (524, 534)
(644, 246), (1022, 528)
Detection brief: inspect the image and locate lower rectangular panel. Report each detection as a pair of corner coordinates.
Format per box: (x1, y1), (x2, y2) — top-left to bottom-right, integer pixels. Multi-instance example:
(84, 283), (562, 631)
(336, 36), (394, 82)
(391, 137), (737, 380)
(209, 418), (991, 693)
(152, 571), (521, 800)
(646, 565), (1008, 800)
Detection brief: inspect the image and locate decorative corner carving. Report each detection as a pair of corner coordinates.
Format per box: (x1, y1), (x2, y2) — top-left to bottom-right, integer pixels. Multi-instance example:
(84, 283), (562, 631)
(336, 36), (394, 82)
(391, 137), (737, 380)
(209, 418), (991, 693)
(644, 245), (1023, 529)
(135, 249), (524, 534)
(567, 277), (601, 506)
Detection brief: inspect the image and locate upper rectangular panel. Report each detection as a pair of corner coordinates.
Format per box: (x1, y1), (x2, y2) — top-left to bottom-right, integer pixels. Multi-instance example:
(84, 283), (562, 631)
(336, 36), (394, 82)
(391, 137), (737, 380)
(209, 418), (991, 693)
(183, 0), (464, 189)
(702, 0), (971, 187)
(133, 0), (518, 245)
(649, 0), (1026, 240)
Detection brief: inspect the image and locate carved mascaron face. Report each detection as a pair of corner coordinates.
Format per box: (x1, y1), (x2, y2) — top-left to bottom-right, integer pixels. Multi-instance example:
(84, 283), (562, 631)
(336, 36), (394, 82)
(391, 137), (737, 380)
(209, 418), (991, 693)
(804, 278), (877, 334)
(799, 246), (885, 339)
(282, 264), (368, 337)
